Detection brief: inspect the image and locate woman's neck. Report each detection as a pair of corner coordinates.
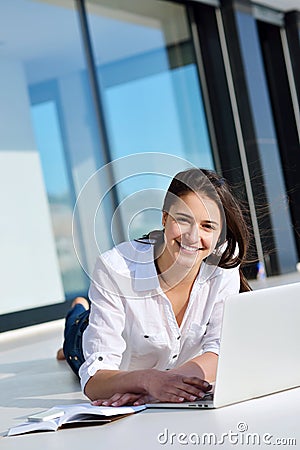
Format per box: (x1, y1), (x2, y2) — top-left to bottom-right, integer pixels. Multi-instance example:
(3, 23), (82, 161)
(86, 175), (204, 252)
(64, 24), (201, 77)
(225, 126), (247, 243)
(154, 244), (201, 289)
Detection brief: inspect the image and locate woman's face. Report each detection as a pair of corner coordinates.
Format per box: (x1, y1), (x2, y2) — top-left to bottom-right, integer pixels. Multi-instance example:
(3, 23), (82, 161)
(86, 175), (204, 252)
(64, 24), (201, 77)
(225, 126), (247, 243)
(161, 192), (222, 270)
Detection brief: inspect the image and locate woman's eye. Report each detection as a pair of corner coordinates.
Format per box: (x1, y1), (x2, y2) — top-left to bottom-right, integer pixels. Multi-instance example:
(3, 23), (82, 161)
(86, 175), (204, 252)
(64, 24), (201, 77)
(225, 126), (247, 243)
(177, 217), (190, 224)
(203, 223), (216, 231)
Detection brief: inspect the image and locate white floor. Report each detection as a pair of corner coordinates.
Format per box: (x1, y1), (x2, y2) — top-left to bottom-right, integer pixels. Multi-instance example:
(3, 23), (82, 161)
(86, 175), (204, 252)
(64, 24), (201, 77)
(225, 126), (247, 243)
(250, 270), (300, 290)
(0, 319), (86, 442)
(1, 272), (300, 448)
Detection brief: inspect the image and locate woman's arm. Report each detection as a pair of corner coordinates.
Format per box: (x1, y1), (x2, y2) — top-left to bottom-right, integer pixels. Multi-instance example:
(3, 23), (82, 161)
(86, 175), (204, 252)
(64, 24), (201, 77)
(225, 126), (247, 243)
(170, 352), (218, 382)
(84, 367), (212, 403)
(83, 251), (231, 406)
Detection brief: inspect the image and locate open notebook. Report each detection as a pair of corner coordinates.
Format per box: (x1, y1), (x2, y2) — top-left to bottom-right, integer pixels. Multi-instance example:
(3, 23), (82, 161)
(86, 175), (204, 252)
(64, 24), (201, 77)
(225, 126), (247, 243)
(7, 403), (146, 436)
(147, 282), (300, 408)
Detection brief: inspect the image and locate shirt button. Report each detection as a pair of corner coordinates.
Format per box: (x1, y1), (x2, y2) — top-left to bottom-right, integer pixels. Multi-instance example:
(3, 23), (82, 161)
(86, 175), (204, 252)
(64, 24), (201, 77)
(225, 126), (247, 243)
(98, 356), (103, 361)
(177, 335), (181, 340)
(144, 335), (149, 338)
(172, 355), (178, 359)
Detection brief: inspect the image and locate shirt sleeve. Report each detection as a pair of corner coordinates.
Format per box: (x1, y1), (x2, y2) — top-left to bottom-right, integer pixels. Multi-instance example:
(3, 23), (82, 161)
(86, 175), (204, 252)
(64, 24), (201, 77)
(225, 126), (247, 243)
(201, 266), (240, 355)
(78, 255), (126, 392)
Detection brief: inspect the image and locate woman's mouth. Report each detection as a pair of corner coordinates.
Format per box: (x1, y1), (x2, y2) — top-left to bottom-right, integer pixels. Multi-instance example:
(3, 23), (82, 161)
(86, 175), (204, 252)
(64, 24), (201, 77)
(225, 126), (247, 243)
(176, 241), (205, 253)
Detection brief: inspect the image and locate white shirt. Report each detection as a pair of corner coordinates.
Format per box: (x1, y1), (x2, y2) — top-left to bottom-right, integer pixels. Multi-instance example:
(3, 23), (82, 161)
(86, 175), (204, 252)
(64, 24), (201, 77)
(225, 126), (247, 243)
(79, 240), (240, 391)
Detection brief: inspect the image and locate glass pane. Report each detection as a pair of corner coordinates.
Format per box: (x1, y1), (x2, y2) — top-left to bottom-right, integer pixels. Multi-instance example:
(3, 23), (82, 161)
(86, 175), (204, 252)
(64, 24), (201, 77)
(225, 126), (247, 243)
(30, 101), (85, 294)
(236, 11), (298, 273)
(86, 0), (214, 240)
(0, 0), (105, 313)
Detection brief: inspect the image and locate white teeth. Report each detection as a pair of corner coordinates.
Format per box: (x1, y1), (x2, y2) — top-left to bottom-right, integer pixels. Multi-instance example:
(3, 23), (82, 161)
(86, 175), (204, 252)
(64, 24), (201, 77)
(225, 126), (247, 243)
(180, 242), (201, 252)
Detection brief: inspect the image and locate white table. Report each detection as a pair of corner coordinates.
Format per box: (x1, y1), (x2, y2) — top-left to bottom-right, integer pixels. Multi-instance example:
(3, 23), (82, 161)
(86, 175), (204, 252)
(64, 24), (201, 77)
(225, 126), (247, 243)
(1, 321), (299, 449)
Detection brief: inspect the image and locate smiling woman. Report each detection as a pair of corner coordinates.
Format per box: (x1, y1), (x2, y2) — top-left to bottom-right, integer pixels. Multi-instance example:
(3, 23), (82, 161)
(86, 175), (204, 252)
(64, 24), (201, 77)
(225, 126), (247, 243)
(152, 190), (223, 329)
(158, 192), (222, 283)
(57, 168), (252, 408)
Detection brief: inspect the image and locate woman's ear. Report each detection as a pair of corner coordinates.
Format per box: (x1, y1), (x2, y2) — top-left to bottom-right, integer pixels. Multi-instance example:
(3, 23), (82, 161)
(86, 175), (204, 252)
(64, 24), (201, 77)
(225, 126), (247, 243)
(162, 211), (168, 228)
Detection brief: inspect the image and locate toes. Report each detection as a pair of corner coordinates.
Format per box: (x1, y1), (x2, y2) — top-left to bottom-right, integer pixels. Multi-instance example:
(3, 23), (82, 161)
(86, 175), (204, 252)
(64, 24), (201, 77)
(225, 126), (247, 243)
(56, 348), (65, 360)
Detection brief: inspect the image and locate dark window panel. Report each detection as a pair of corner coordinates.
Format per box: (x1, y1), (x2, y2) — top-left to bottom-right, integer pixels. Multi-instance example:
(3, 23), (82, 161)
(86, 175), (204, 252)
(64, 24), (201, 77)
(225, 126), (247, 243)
(257, 20), (300, 259)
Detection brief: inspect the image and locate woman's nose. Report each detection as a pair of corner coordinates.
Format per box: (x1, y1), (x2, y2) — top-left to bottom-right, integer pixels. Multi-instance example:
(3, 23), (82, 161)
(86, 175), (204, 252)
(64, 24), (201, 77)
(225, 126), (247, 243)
(186, 224), (200, 243)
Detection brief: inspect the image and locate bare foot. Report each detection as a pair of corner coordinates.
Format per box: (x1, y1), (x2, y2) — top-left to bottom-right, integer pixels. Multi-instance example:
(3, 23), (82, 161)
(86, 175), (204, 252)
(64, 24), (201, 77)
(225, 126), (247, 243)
(56, 297), (90, 360)
(56, 348), (65, 360)
(71, 296), (90, 310)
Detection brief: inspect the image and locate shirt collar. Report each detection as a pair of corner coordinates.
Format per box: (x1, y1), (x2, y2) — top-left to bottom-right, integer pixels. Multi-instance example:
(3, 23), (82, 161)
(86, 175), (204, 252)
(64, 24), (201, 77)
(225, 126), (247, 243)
(131, 242), (160, 292)
(131, 241), (221, 292)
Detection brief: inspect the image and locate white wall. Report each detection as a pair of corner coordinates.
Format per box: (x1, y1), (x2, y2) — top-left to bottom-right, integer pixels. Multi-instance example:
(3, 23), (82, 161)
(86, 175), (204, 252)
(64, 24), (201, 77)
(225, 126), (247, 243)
(0, 152), (65, 314)
(0, 59), (36, 151)
(0, 58), (64, 314)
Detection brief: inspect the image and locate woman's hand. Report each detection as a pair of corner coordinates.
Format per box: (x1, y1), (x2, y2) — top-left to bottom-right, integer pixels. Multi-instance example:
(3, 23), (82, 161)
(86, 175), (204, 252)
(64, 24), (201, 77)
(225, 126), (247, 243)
(144, 370), (212, 403)
(88, 369), (212, 406)
(90, 371), (211, 406)
(91, 392), (155, 407)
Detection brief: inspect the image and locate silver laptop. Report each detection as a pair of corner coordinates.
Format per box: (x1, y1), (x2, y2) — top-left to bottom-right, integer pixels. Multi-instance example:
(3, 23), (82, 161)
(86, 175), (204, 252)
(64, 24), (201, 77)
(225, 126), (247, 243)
(147, 282), (300, 409)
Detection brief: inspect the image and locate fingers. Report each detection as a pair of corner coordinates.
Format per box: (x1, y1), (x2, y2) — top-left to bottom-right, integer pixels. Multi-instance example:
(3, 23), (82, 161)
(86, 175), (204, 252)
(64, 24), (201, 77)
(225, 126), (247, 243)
(91, 399), (105, 406)
(91, 392), (142, 407)
(109, 393), (142, 406)
(177, 377), (212, 400)
(166, 376), (212, 401)
(162, 388), (197, 403)
(148, 373), (212, 403)
(133, 394), (158, 406)
(182, 377), (212, 391)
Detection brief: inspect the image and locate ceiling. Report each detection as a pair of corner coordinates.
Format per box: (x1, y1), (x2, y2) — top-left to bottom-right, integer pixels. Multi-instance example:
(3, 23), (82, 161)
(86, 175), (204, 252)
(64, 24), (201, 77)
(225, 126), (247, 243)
(0, 0), (298, 85)
(254, 0), (300, 11)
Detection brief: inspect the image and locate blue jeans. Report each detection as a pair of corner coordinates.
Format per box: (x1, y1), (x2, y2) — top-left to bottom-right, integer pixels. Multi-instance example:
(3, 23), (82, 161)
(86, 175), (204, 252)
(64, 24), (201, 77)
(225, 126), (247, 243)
(63, 304), (89, 376)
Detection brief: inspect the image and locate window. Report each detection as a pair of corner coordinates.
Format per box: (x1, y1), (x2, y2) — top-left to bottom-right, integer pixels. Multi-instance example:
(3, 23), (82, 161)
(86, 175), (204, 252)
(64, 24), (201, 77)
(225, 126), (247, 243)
(0, 0), (103, 317)
(86, 0), (215, 240)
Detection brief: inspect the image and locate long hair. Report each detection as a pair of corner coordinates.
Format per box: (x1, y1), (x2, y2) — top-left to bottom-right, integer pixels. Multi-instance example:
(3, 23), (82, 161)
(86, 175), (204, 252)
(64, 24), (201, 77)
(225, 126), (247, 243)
(136, 168), (252, 292)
